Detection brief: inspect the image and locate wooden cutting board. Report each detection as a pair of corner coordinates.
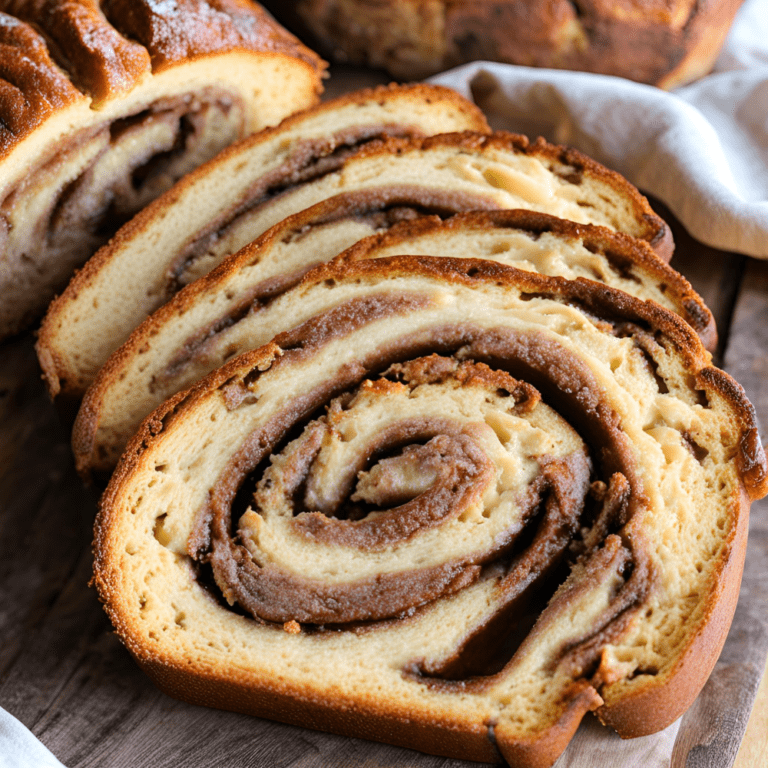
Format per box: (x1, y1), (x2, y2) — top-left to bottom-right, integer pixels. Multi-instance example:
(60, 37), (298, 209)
(0, 67), (766, 768)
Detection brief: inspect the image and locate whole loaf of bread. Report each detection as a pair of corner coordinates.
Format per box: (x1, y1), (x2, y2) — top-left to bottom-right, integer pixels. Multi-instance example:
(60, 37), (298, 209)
(263, 0), (743, 87)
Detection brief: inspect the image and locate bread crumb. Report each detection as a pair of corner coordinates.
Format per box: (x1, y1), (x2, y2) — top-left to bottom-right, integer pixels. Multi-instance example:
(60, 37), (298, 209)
(283, 620), (301, 634)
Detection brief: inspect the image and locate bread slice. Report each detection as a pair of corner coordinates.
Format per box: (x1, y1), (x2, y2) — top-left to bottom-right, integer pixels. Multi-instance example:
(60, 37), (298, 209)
(38, 127), (670, 403)
(0, 0), (324, 339)
(93, 255), (766, 766)
(73, 205), (709, 478)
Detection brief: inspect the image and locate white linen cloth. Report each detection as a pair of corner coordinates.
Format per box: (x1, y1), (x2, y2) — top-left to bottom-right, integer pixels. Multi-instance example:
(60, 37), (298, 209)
(429, 0), (768, 258)
(0, 709), (64, 768)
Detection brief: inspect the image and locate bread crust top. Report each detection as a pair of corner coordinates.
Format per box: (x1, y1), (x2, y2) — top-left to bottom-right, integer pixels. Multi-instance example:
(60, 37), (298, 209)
(0, 0), (324, 150)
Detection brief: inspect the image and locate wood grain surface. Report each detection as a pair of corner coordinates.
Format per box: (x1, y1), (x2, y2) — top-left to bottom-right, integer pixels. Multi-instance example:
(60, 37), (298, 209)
(0, 70), (766, 768)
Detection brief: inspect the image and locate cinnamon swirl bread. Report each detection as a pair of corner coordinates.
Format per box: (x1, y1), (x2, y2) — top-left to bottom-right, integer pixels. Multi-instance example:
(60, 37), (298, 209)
(94, 256), (766, 766)
(73, 205), (708, 478)
(39, 128), (670, 403)
(0, 0), (325, 340)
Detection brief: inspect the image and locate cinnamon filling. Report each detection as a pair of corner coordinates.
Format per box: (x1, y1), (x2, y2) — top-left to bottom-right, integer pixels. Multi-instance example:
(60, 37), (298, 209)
(153, 189), (504, 390)
(200, 360), (593, 625)
(153, 263), (315, 392)
(166, 125), (427, 291)
(187, 304), (651, 679)
(164, 138), (510, 292)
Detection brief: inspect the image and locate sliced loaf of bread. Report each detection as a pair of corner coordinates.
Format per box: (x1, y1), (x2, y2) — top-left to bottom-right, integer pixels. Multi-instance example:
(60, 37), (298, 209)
(0, 0), (324, 338)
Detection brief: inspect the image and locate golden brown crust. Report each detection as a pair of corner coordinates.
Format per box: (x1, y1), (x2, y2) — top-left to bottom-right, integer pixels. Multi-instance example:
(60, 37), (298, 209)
(1, 1), (151, 103)
(0, 12), (85, 153)
(136, 657), (501, 763)
(76, 595), (499, 765)
(98, 0), (324, 71)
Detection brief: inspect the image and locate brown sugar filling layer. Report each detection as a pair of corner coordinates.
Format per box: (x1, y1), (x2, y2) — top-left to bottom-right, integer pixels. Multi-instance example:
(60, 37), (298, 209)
(154, 193), (500, 390)
(162, 202), (709, 391)
(164, 127), (448, 292)
(161, 129), (672, 294)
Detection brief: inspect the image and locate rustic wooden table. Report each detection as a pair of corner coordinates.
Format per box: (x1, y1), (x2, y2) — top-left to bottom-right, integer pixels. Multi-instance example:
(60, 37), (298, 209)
(1, 69), (766, 768)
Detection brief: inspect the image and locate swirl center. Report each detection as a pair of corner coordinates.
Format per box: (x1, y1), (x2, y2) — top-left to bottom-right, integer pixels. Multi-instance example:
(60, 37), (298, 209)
(205, 355), (593, 626)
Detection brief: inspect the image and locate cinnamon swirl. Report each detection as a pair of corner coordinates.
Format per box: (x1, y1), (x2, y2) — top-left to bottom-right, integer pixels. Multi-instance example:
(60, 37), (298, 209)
(38, 127), (670, 403)
(74, 206), (707, 479)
